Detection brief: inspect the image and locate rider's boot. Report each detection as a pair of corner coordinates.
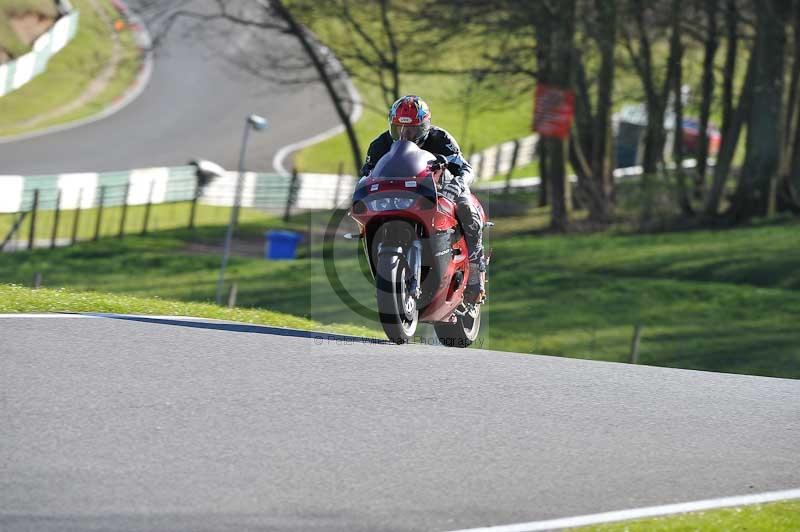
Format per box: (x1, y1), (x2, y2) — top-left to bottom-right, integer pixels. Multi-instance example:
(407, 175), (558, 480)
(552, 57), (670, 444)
(464, 258), (486, 304)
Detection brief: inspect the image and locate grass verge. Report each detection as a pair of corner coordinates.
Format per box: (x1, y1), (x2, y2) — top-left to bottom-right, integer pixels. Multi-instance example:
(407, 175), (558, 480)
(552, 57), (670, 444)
(0, 202), (277, 245)
(1, 205), (798, 378)
(0, 0), (142, 137)
(578, 499), (800, 531)
(0, 283), (379, 338)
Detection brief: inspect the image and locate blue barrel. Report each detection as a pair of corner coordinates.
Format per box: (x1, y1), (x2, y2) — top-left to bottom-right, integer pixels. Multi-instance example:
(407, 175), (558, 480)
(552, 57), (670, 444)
(265, 230), (302, 260)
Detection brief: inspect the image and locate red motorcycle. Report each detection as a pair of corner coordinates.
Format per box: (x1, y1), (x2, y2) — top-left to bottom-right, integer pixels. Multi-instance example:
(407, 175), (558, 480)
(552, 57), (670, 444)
(349, 140), (489, 346)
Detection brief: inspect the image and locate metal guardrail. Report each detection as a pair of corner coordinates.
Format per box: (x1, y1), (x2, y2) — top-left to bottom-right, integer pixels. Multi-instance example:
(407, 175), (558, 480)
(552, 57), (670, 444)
(0, 167), (289, 213)
(0, 166), (360, 250)
(0, 168), (359, 211)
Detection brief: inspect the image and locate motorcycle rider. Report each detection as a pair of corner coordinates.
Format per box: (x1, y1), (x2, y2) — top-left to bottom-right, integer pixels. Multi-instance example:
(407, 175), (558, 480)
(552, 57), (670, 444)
(360, 95), (485, 303)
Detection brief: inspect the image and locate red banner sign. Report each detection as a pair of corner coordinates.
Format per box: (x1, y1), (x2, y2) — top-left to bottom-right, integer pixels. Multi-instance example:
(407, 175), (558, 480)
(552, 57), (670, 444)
(533, 83), (575, 139)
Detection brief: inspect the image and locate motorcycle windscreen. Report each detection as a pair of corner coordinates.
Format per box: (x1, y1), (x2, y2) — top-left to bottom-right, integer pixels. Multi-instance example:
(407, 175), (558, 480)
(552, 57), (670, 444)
(370, 139), (436, 178)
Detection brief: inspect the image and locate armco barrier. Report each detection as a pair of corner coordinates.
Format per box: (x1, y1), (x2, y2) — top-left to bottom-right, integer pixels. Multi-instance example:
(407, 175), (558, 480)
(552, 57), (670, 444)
(0, 167), (365, 215)
(0, 10), (80, 97)
(0, 167), (361, 250)
(0, 167), (297, 214)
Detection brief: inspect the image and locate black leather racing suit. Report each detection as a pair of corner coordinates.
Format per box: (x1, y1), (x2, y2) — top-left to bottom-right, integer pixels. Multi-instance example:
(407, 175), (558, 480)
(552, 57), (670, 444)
(360, 127), (484, 268)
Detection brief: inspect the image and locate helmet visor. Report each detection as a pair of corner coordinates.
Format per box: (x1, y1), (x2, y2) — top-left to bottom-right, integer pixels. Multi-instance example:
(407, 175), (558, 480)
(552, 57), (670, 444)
(390, 123), (429, 143)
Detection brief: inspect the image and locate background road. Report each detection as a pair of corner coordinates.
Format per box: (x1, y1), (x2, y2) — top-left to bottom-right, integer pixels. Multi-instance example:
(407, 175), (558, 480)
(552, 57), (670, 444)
(0, 1), (343, 175)
(2, 315), (799, 532)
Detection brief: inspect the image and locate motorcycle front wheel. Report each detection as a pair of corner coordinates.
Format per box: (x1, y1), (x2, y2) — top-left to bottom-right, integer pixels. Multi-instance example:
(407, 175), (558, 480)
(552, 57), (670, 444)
(376, 252), (419, 344)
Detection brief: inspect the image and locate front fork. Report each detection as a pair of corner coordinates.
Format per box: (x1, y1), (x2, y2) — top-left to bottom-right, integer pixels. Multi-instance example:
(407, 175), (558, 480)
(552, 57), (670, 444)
(407, 239), (423, 299)
(376, 238), (422, 299)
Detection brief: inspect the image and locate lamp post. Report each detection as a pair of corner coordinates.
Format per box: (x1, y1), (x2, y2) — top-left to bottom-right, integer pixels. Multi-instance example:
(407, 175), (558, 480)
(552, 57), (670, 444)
(215, 114), (268, 305)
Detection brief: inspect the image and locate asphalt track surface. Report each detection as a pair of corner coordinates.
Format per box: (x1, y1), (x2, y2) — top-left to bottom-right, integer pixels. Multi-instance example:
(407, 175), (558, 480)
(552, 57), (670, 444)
(0, 1), (342, 175)
(2, 314), (799, 532)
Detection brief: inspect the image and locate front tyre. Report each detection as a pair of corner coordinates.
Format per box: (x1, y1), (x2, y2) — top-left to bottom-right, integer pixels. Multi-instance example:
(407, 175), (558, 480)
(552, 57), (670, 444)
(376, 253), (418, 344)
(434, 304), (481, 348)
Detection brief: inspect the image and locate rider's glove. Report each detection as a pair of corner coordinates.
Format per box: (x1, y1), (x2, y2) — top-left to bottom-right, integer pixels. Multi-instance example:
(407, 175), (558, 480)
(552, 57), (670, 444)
(441, 179), (463, 202)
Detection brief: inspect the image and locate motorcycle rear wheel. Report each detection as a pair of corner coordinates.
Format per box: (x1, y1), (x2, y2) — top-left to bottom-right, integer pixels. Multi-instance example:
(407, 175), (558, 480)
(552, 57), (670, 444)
(376, 253), (419, 344)
(434, 304), (481, 348)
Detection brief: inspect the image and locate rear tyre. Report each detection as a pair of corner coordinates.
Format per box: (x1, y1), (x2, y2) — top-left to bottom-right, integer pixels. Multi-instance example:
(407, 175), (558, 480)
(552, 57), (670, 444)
(376, 253), (418, 344)
(434, 304), (481, 348)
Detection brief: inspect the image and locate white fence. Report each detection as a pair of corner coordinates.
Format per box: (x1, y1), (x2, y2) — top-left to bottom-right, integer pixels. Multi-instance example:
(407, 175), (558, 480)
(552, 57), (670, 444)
(468, 134), (539, 180)
(0, 167), (364, 215)
(0, 10), (80, 97)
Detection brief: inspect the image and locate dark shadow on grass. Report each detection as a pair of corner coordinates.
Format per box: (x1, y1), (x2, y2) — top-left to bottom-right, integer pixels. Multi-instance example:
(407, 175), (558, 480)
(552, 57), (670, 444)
(85, 313), (390, 345)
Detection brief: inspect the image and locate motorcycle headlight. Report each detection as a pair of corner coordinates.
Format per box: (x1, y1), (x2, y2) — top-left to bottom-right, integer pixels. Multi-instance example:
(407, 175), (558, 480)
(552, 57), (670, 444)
(368, 196), (415, 211)
(392, 197), (415, 210)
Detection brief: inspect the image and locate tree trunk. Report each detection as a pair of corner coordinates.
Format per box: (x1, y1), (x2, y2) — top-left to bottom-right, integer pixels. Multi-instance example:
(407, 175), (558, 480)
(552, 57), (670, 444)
(547, 136), (570, 231)
(720, 0), (738, 141)
(729, 0), (789, 220)
(535, 17), (551, 210)
(546, 0), (576, 232)
(789, 11), (800, 209)
(705, 52), (755, 216)
(789, 91), (800, 205)
(538, 139), (549, 207)
(636, 0), (680, 176)
(783, 0), (800, 151)
(642, 116), (666, 174)
(535, 0), (575, 231)
(695, 0), (719, 195)
(590, 0), (616, 222)
(671, 12), (693, 216)
(571, 55), (600, 218)
(565, 0), (616, 224)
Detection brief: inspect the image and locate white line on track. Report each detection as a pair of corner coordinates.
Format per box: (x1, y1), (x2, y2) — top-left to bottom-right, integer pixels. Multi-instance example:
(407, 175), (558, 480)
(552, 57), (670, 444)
(0, 313), (96, 319)
(442, 488), (800, 532)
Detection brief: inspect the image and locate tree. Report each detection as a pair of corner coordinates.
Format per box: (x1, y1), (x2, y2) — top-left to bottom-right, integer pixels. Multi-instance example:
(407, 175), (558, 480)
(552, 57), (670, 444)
(535, 0), (577, 231)
(705, 0), (749, 216)
(143, 0), (363, 174)
(296, 0), (414, 110)
(569, 0), (617, 223)
(781, 0), (800, 211)
(423, 0), (576, 230)
(694, 0), (720, 195)
(621, 0), (682, 175)
(729, 0), (790, 220)
(669, 0), (693, 215)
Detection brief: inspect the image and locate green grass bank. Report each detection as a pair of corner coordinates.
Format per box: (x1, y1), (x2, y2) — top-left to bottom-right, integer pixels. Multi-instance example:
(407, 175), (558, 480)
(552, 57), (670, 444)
(579, 499), (800, 531)
(2, 205), (798, 379)
(0, 283), (378, 338)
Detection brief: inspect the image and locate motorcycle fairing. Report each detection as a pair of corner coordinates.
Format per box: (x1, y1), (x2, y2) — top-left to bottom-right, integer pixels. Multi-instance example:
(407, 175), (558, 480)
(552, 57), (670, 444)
(349, 139), (481, 324)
